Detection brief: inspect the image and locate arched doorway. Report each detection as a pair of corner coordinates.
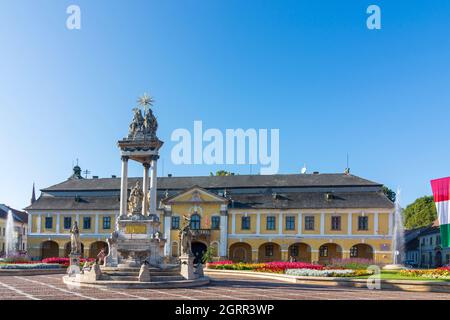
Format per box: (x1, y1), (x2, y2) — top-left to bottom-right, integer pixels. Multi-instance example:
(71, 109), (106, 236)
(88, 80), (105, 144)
(350, 244), (374, 260)
(89, 241), (109, 258)
(229, 242), (252, 263)
(288, 243), (311, 262)
(435, 251), (443, 267)
(191, 241), (207, 264)
(41, 241), (59, 259)
(318, 243), (342, 265)
(258, 242), (281, 262)
(64, 241), (85, 258)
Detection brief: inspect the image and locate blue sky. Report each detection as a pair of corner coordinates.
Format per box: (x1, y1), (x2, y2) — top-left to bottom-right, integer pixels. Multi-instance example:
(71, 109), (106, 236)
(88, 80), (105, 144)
(1, 1), (449, 210)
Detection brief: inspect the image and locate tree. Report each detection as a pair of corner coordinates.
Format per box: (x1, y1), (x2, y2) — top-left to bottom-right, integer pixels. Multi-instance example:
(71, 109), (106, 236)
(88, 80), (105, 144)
(210, 170), (235, 176)
(403, 196), (437, 229)
(382, 186), (396, 203)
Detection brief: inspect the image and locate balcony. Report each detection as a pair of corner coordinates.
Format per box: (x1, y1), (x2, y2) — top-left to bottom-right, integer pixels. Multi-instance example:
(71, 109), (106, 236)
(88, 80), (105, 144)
(191, 229), (211, 239)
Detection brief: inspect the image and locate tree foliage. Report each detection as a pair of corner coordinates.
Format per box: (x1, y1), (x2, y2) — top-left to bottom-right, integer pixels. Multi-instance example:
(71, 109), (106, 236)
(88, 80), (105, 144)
(403, 196), (437, 229)
(382, 186), (396, 202)
(210, 170), (235, 176)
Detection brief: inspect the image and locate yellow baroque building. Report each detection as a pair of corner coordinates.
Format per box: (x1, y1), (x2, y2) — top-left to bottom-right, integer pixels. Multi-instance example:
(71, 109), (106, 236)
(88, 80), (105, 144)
(26, 166), (394, 265)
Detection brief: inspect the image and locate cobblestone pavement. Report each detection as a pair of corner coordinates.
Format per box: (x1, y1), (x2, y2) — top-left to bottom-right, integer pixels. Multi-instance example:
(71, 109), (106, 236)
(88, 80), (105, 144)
(0, 274), (449, 300)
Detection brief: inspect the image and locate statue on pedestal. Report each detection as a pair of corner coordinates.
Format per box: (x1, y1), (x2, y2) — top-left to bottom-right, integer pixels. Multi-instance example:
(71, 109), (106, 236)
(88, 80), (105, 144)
(70, 221), (81, 255)
(179, 215), (193, 256)
(128, 181), (144, 215)
(127, 93), (158, 140)
(128, 108), (144, 139)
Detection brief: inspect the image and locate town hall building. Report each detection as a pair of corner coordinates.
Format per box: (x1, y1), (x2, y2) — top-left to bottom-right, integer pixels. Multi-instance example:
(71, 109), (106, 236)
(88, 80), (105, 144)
(26, 168), (395, 264)
(24, 95), (395, 265)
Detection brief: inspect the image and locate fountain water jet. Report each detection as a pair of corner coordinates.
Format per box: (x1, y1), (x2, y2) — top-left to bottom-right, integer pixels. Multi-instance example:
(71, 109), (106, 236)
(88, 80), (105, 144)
(383, 188), (406, 270)
(5, 210), (17, 258)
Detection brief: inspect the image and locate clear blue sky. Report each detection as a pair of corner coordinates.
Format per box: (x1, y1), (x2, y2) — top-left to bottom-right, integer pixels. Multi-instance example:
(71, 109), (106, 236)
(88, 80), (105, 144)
(1, 1), (449, 210)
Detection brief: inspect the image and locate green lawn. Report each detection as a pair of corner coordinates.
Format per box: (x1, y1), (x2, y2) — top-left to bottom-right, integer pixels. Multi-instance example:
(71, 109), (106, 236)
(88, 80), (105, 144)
(353, 270), (450, 282)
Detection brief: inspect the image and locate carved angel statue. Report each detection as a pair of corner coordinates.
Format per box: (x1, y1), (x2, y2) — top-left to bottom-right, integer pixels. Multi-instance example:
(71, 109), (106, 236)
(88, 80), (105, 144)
(70, 221), (81, 254)
(179, 215), (193, 256)
(128, 181), (144, 215)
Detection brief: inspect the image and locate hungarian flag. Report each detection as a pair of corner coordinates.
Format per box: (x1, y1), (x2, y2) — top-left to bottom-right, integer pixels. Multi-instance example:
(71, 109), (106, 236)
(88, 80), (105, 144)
(430, 177), (450, 248)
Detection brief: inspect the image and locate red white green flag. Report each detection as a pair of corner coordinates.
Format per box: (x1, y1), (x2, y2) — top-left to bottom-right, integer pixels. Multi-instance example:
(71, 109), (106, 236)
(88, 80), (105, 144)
(430, 176), (450, 248)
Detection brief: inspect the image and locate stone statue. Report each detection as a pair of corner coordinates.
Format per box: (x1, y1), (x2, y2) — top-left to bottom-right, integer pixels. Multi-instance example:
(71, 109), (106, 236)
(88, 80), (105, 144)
(70, 221), (81, 255)
(128, 181), (144, 215)
(128, 108), (145, 139)
(143, 108), (158, 138)
(127, 94), (159, 140)
(179, 215), (193, 256)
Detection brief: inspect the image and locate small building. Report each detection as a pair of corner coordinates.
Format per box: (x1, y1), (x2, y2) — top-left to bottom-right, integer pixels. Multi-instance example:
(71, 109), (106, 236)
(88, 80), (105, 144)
(0, 204), (28, 255)
(417, 221), (450, 268)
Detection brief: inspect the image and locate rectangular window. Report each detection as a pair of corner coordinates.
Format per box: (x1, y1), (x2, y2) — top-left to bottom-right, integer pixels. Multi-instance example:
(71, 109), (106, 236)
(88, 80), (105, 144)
(289, 245), (298, 257)
(103, 216), (111, 230)
(64, 217), (72, 230)
(285, 216), (295, 231)
(305, 216), (315, 230)
(331, 216), (341, 231)
(83, 217), (91, 230)
(319, 246), (328, 257)
(265, 244), (274, 257)
(45, 217), (53, 229)
(171, 216), (180, 229)
(358, 216), (369, 231)
(266, 216), (276, 230)
(211, 216), (220, 230)
(241, 216), (251, 230)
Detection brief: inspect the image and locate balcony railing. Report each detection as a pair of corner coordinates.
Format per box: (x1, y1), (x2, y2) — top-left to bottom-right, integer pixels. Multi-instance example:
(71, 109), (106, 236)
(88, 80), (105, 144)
(191, 229), (212, 237)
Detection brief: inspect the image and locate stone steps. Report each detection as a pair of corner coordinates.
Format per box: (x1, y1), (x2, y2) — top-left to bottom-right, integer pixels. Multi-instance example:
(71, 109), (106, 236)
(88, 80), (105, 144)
(107, 274), (184, 282)
(100, 266), (183, 282)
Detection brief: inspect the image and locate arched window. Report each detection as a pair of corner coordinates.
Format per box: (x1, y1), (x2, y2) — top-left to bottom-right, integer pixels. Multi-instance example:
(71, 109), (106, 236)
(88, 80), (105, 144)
(190, 214), (201, 230)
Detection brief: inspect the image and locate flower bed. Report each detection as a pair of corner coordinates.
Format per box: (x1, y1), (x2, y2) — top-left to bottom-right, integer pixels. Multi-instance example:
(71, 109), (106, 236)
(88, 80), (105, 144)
(42, 257), (95, 267)
(399, 268), (450, 279)
(286, 268), (371, 277)
(0, 263), (61, 270)
(207, 261), (323, 273)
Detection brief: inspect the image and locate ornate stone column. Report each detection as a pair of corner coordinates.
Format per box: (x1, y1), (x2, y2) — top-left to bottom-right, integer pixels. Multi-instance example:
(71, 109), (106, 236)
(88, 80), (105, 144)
(149, 156), (158, 216)
(119, 156), (129, 217)
(142, 163), (150, 215)
(163, 205), (172, 257)
(219, 205), (228, 259)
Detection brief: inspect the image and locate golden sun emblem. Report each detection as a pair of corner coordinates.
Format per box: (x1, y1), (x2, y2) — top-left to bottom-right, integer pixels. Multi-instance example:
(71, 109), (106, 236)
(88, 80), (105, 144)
(137, 93), (154, 111)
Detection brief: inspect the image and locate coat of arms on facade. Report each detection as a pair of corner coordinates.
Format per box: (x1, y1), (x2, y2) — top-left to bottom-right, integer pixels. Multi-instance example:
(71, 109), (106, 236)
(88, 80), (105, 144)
(128, 93), (158, 140)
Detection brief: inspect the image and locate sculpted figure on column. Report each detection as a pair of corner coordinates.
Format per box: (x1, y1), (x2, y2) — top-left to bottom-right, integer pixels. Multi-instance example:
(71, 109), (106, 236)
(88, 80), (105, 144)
(128, 108), (145, 139)
(179, 215), (193, 256)
(128, 181), (144, 215)
(70, 221), (81, 254)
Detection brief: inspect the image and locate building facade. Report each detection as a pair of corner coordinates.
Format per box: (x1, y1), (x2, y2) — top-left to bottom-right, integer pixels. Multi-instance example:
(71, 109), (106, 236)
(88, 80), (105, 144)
(0, 204), (28, 255)
(26, 168), (395, 264)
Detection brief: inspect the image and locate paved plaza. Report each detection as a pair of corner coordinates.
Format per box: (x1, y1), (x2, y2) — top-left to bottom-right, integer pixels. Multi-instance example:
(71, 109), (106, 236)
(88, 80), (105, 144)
(0, 274), (449, 300)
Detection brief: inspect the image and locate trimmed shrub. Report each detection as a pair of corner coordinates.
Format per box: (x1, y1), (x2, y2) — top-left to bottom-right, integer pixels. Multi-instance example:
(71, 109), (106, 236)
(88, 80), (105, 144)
(0, 263), (61, 270)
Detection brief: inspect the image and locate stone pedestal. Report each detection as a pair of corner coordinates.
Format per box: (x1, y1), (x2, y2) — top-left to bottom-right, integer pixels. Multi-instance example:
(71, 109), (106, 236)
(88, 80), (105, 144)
(80, 262), (102, 282)
(180, 255), (196, 280)
(67, 253), (81, 276)
(104, 238), (118, 267)
(138, 264), (151, 282)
